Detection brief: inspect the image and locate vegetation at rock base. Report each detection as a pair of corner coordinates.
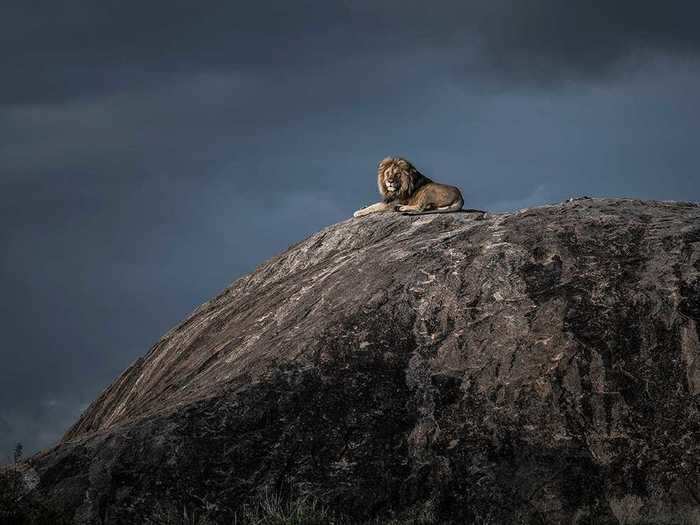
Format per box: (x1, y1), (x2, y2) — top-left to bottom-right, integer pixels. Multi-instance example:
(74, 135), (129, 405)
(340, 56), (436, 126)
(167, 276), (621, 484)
(145, 490), (437, 525)
(1, 474), (439, 525)
(0, 444), (70, 525)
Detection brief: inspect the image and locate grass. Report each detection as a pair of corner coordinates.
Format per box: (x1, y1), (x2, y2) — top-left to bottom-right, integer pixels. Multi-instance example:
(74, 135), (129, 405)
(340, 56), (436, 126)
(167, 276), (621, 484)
(2, 450), (433, 525)
(235, 491), (338, 525)
(144, 490), (436, 525)
(0, 468), (71, 525)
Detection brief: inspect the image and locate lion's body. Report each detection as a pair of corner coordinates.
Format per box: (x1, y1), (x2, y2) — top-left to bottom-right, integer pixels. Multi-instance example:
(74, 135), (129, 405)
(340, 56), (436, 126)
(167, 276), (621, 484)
(353, 157), (464, 217)
(395, 181), (464, 214)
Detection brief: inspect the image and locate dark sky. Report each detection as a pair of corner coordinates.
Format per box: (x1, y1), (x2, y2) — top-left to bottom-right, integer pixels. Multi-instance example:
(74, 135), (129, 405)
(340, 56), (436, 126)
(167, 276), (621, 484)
(1, 1), (699, 457)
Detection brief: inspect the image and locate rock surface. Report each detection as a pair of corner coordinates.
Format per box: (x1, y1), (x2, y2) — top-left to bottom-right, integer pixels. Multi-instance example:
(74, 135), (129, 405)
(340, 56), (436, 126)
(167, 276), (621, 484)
(25, 198), (700, 523)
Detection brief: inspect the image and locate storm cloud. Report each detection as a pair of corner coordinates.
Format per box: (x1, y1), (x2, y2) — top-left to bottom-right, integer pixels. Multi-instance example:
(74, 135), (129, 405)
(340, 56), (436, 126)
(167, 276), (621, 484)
(1, 1), (699, 455)
(3, 1), (700, 106)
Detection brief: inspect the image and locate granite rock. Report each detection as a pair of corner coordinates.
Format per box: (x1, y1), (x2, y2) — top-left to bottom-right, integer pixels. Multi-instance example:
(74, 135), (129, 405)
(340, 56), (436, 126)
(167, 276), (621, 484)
(26, 198), (700, 524)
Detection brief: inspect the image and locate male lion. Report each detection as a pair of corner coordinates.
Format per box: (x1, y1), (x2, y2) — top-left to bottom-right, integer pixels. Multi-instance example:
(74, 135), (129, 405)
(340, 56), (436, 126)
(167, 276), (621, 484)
(353, 157), (464, 217)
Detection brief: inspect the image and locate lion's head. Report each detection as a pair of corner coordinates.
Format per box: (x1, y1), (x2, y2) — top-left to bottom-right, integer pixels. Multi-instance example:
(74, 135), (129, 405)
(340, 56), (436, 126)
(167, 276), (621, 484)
(377, 157), (429, 202)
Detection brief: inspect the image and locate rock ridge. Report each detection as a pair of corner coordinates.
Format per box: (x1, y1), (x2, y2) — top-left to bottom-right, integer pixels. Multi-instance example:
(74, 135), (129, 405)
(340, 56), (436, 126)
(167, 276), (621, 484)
(24, 198), (700, 524)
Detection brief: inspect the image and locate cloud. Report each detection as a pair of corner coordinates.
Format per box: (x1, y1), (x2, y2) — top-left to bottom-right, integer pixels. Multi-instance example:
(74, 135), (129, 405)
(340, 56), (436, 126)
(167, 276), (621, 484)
(0, 416), (10, 435)
(466, 0), (700, 86)
(0, 399), (88, 458)
(0, 2), (365, 105)
(3, 1), (699, 107)
(486, 185), (553, 213)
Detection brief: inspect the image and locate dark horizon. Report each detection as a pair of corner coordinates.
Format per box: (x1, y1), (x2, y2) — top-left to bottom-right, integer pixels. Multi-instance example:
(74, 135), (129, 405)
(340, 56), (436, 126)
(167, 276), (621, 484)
(2, 0), (700, 457)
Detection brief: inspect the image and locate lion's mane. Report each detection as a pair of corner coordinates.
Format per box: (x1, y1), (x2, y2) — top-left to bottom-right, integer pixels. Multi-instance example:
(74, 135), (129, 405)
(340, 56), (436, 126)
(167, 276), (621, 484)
(377, 157), (431, 203)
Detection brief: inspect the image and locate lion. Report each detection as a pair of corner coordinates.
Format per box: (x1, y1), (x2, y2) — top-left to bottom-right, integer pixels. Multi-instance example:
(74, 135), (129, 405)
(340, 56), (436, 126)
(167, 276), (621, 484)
(353, 157), (464, 217)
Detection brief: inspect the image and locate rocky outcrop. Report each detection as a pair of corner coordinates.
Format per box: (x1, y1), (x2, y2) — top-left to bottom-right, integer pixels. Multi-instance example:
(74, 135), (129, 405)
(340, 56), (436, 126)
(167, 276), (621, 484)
(25, 199), (700, 523)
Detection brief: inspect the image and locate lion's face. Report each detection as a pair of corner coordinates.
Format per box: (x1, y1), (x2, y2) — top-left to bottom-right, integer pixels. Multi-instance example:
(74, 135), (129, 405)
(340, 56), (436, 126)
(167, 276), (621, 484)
(383, 170), (402, 195)
(378, 157), (416, 200)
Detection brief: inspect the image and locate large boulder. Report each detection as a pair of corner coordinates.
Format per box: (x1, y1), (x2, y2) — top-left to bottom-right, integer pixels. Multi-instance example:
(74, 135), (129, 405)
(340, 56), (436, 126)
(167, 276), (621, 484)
(25, 198), (700, 523)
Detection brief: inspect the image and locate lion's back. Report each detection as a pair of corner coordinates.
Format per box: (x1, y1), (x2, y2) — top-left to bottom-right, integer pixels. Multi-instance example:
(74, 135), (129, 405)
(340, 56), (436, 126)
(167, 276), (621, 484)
(412, 181), (463, 207)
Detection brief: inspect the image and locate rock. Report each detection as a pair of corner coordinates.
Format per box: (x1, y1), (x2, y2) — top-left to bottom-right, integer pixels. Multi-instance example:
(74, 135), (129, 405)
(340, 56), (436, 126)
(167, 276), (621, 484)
(25, 198), (700, 524)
